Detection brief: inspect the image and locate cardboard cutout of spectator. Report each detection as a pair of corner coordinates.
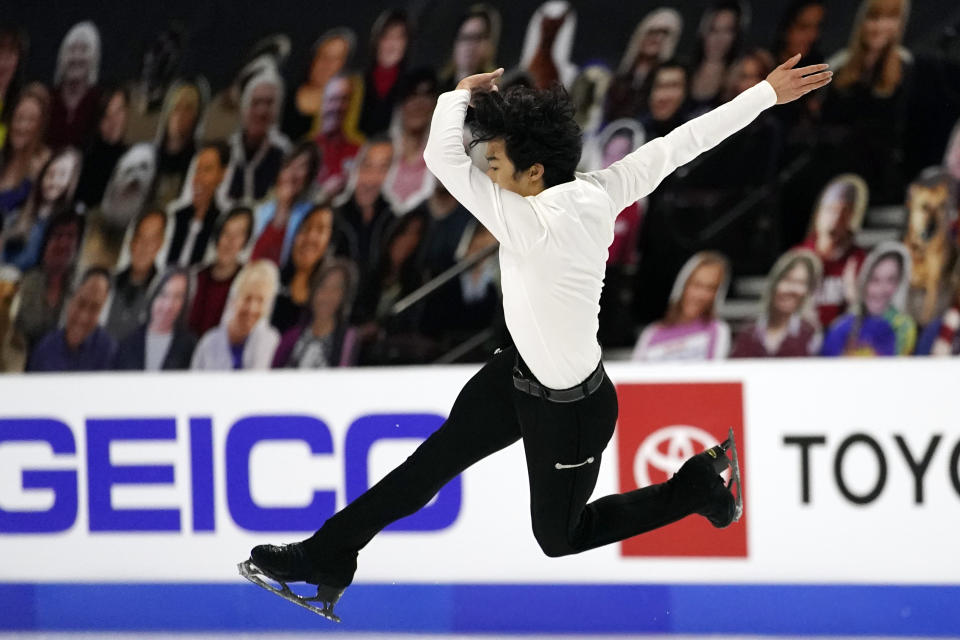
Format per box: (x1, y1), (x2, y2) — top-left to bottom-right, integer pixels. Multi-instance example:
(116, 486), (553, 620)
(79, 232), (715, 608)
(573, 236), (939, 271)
(689, 1), (748, 114)
(203, 35), (291, 143)
(80, 142), (156, 272)
(0, 83), (52, 219)
(251, 142), (321, 267)
(731, 248), (823, 358)
(638, 61), (689, 139)
(165, 142), (229, 268)
(822, 0), (912, 205)
(801, 173), (869, 328)
(188, 206), (254, 338)
(570, 66), (612, 139)
(285, 28), (356, 142)
(945, 118), (960, 212)
(272, 258), (359, 368)
(103, 208), (166, 343)
(773, 0), (825, 64)
(190, 258), (280, 370)
(0, 25), (29, 150)
(0, 264), (27, 372)
(822, 241), (915, 356)
(604, 7), (683, 122)
(48, 21), (102, 149)
(331, 137), (395, 275)
(27, 266), (116, 372)
(382, 69), (438, 215)
(14, 211), (83, 351)
(153, 79), (210, 207)
(519, 1), (578, 90)
(3, 147), (82, 271)
(270, 204), (335, 333)
(903, 167), (958, 326)
(358, 9), (410, 138)
(632, 251), (731, 361)
(114, 266), (196, 370)
(917, 272), (960, 356)
(126, 25), (185, 143)
(220, 68), (292, 206)
(76, 87), (130, 210)
(439, 4), (502, 92)
(314, 74), (362, 201)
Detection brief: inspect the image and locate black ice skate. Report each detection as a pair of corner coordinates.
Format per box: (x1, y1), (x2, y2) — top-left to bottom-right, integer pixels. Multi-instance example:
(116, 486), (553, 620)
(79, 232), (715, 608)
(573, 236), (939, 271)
(675, 427), (744, 528)
(238, 543), (346, 622)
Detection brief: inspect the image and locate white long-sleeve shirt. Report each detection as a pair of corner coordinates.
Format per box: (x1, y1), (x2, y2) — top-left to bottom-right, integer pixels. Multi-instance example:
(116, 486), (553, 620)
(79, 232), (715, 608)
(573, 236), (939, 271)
(423, 81), (778, 389)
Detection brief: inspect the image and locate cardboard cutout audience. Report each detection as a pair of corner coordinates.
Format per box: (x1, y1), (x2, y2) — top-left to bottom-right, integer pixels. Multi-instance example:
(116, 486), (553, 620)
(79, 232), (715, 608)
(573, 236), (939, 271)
(125, 25), (185, 144)
(285, 28), (356, 142)
(357, 10), (410, 138)
(3, 146), (82, 271)
(519, 1), (578, 90)
(439, 4), (502, 93)
(188, 206), (253, 338)
(822, 241), (915, 356)
(48, 22), (101, 149)
(113, 266), (196, 370)
(731, 248), (823, 357)
(153, 79), (209, 207)
(381, 68), (438, 214)
(688, 1), (747, 115)
(75, 87), (129, 209)
(605, 8), (683, 123)
(800, 174), (869, 329)
(633, 251), (731, 361)
(273, 258), (359, 368)
(0, 83), (51, 219)
(313, 73), (362, 201)
(270, 204), (335, 333)
(0, 264), (26, 372)
(0, 25), (29, 150)
(165, 142), (229, 268)
(903, 167), (957, 326)
(191, 259), (279, 370)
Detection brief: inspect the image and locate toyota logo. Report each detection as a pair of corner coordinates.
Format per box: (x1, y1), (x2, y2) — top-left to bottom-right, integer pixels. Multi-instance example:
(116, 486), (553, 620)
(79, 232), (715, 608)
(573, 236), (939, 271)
(633, 424), (729, 486)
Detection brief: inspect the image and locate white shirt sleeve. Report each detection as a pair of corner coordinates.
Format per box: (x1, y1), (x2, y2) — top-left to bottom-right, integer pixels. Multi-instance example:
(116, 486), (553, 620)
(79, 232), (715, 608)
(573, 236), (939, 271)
(584, 80), (778, 214)
(423, 89), (546, 254)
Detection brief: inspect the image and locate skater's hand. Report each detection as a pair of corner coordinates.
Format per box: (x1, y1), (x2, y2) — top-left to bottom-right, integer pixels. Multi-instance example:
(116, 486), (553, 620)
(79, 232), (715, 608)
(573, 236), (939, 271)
(766, 54), (832, 105)
(456, 68), (504, 104)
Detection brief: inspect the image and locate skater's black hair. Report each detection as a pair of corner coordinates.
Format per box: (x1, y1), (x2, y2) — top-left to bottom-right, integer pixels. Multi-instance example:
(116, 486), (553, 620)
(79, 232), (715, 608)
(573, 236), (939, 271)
(469, 84), (582, 189)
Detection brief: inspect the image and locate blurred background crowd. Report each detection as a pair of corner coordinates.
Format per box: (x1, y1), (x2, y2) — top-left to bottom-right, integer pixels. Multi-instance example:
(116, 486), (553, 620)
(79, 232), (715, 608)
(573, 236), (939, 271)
(1, 0), (959, 373)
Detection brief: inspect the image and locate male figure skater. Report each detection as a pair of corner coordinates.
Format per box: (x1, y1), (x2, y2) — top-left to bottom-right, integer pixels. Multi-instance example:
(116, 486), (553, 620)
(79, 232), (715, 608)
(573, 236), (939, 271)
(242, 54), (832, 620)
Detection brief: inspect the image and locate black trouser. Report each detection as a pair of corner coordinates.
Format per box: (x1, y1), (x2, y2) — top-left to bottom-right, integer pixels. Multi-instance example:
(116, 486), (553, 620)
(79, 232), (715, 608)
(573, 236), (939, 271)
(303, 346), (702, 586)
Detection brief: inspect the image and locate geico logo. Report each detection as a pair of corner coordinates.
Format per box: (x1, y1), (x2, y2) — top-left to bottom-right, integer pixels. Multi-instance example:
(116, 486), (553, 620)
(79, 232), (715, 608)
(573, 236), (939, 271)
(0, 415), (460, 534)
(784, 433), (960, 505)
(633, 424), (730, 487)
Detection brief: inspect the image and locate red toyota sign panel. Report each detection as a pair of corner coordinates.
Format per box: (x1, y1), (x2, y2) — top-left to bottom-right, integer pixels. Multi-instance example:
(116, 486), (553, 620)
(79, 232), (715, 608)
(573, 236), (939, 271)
(616, 382), (747, 557)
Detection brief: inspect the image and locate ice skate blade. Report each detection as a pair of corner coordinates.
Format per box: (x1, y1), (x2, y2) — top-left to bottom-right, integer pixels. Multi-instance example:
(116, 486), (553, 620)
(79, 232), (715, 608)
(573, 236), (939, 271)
(725, 427), (744, 524)
(238, 559), (342, 622)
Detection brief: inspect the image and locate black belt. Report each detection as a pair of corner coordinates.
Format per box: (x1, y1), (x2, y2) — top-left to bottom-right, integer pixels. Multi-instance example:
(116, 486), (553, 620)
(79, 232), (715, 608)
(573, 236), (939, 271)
(512, 356), (605, 403)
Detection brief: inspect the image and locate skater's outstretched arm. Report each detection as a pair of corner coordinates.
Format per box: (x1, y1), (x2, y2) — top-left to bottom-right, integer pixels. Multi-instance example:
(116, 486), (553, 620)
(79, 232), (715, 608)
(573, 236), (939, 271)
(423, 70), (546, 254)
(587, 54), (833, 214)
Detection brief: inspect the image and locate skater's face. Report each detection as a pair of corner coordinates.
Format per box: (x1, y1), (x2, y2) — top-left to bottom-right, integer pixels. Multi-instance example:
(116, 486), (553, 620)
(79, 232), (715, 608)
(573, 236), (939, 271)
(65, 273), (109, 349)
(649, 67), (686, 122)
(485, 138), (544, 197)
(864, 255), (901, 315)
(772, 261), (811, 317)
(680, 262), (724, 322)
(312, 268), (347, 322)
(785, 4), (825, 57)
(150, 273), (187, 334)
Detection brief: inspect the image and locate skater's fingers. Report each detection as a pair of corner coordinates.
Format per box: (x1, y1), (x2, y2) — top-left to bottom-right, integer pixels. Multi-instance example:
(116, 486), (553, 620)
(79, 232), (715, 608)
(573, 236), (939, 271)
(796, 63), (830, 77)
(799, 70), (833, 86)
(802, 76), (833, 94)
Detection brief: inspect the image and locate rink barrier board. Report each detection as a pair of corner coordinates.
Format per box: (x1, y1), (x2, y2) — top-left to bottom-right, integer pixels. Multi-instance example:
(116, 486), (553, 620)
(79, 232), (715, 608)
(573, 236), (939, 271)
(0, 582), (958, 635)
